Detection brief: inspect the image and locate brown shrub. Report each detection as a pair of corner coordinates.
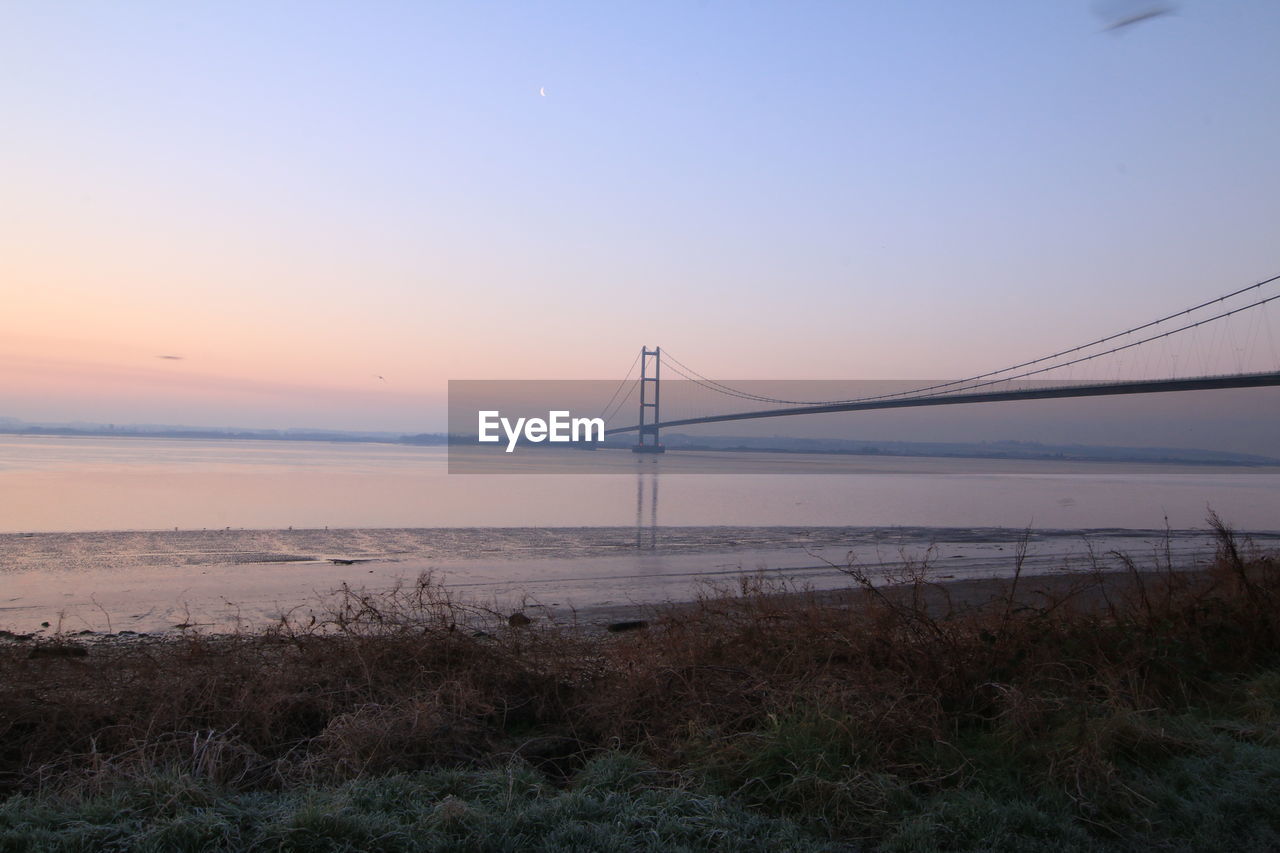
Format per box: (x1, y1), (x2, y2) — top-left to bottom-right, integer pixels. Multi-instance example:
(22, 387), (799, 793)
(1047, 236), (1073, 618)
(0, 522), (1276, 798)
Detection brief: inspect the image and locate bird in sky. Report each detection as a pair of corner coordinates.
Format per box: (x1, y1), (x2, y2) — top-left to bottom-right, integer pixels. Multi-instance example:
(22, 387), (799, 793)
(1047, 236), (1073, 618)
(1096, 1), (1175, 32)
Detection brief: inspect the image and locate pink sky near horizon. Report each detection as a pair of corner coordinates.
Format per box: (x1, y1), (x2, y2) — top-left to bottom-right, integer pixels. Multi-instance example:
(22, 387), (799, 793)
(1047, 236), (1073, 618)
(4, 2), (1279, 436)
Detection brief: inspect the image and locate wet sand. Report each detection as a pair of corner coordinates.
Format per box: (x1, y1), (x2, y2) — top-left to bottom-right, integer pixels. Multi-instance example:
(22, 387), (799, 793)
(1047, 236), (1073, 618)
(4, 526), (1274, 635)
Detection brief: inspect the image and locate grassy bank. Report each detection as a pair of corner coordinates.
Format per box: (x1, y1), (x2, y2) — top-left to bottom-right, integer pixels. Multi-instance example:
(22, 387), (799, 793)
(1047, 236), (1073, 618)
(2, 515), (1279, 850)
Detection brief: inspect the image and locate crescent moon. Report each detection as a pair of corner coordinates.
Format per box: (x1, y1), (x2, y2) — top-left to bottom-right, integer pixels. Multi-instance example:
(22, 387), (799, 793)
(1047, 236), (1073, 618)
(539, 87), (546, 97)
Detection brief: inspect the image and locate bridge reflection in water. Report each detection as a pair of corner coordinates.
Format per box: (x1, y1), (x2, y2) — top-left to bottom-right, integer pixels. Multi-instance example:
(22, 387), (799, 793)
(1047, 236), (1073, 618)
(635, 465), (659, 550)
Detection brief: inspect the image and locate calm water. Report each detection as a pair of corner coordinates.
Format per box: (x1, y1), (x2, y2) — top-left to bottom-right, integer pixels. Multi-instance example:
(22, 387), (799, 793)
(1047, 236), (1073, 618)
(1, 435), (1278, 532)
(1, 435), (1277, 633)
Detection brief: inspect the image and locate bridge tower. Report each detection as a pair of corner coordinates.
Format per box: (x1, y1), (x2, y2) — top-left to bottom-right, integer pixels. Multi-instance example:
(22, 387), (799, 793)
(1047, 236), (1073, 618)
(633, 346), (665, 454)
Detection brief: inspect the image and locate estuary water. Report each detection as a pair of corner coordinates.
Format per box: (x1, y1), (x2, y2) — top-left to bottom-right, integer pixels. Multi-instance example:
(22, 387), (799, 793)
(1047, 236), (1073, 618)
(3, 435), (1278, 531)
(0, 435), (1276, 633)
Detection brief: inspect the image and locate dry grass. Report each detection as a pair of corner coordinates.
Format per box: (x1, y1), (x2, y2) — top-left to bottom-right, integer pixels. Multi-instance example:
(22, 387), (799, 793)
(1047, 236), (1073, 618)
(1, 516), (1278, 845)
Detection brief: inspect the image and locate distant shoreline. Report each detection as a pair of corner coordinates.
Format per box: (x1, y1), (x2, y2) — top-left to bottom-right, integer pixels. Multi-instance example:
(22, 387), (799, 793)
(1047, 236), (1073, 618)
(0, 425), (445, 446)
(604, 441), (1280, 467)
(4, 427), (1276, 467)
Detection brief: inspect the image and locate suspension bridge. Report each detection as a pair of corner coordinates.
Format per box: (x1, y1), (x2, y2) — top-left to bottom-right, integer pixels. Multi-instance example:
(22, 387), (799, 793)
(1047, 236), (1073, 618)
(597, 273), (1280, 453)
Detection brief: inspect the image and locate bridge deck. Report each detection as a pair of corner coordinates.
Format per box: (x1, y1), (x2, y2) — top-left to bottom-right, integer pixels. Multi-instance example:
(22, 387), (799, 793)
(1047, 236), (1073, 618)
(604, 372), (1280, 436)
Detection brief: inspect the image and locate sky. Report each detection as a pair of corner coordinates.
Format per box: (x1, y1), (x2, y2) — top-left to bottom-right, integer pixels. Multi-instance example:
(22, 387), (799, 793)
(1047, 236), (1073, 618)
(3, 1), (1279, 436)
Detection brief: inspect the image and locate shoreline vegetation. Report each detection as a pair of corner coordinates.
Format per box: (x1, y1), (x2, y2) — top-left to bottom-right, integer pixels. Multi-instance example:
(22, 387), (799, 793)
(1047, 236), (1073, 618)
(2, 516), (1279, 849)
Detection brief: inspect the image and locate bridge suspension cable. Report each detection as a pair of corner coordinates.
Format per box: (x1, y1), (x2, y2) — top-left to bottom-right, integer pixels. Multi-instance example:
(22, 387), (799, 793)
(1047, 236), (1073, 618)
(598, 349), (642, 425)
(908, 290), (1280, 399)
(661, 271), (1280, 408)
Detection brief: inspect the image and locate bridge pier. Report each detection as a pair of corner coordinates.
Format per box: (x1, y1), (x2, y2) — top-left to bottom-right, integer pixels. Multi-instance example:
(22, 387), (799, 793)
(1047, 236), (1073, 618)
(633, 346), (665, 454)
